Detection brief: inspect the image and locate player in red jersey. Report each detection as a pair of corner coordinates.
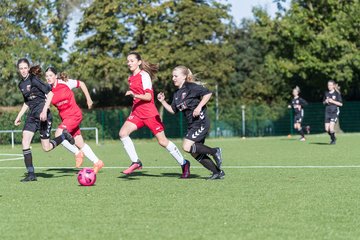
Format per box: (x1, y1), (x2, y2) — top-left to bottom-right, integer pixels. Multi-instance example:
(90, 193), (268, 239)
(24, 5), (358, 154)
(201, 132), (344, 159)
(40, 67), (104, 173)
(119, 52), (190, 178)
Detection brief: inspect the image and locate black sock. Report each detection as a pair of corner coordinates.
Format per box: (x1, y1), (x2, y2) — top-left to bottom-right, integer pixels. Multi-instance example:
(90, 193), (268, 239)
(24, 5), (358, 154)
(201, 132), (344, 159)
(330, 132), (336, 141)
(191, 143), (217, 155)
(298, 128), (304, 138)
(327, 131), (331, 136)
(195, 154), (220, 173)
(50, 135), (65, 149)
(23, 148), (34, 173)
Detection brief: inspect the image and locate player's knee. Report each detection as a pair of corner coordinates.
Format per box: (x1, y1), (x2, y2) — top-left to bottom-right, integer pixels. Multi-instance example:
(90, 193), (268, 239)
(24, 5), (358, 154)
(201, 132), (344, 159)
(119, 129), (128, 139)
(158, 138), (168, 148)
(182, 144), (191, 153)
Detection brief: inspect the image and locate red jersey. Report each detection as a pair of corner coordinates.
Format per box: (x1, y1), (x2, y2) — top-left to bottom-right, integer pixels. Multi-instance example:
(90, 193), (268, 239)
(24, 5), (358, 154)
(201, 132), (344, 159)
(129, 70), (159, 118)
(51, 79), (82, 120)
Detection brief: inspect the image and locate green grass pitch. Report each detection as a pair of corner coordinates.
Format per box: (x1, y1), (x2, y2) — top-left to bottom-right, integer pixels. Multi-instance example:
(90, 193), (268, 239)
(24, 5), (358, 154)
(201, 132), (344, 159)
(1, 134), (360, 239)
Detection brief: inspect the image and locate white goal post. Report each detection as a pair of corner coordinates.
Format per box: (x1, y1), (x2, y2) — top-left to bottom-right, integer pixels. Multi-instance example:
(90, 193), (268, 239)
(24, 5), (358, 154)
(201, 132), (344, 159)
(0, 127), (99, 148)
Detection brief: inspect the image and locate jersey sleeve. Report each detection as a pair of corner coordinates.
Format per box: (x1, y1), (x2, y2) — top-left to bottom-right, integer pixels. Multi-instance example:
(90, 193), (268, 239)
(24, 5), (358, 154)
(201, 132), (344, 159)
(141, 72), (153, 93)
(66, 79), (80, 90)
(31, 76), (51, 94)
(299, 98), (308, 107)
(192, 83), (211, 98)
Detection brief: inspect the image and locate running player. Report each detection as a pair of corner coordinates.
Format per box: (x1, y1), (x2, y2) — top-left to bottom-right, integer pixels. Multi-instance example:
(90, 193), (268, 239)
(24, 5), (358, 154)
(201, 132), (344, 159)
(40, 67), (104, 173)
(119, 52), (190, 178)
(157, 66), (224, 180)
(323, 80), (343, 144)
(15, 59), (74, 182)
(288, 86), (309, 141)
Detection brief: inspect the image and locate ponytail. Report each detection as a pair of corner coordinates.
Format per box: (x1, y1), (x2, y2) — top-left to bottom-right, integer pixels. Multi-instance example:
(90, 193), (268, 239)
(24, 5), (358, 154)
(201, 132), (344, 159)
(173, 65), (202, 85)
(59, 72), (69, 82)
(328, 80), (341, 93)
(29, 65), (42, 77)
(128, 52), (159, 80)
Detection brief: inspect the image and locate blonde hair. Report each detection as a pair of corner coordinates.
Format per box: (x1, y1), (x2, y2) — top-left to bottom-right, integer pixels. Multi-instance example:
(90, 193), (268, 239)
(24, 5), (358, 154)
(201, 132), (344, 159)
(173, 65), (200, 84)
(293, 86), (300, 93)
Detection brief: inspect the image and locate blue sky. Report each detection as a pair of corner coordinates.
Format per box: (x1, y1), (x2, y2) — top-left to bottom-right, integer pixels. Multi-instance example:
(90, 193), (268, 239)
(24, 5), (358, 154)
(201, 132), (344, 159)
(64, 0), (289, 56)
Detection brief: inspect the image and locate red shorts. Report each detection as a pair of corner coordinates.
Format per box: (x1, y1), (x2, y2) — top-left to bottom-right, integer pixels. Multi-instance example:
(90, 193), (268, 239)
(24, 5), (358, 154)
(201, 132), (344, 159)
(58, 114), (82, 137)
(127, 114), (164, 135)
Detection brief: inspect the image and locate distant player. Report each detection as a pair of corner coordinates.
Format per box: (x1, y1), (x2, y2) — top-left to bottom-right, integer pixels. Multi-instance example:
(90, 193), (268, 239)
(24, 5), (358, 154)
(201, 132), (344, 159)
(119, 52), (190, 178)
(288, 86), (309, 141)
(157, 66), (224, 180)
(15, 59), (74, 182)
(40, 67), (104, 173)
(323, 80), (343, 144)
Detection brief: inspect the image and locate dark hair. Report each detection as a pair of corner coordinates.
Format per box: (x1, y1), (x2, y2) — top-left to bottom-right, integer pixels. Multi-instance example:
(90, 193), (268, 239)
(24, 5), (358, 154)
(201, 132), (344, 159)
(29, 65), (42, 77)
(45, 67), (68, 82)
(17, 58), (30, 68)
(128, 52), (159, 80)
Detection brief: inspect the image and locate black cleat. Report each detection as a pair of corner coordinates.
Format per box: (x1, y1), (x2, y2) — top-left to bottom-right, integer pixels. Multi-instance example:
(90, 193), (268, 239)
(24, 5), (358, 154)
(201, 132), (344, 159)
(330, 140), (336, 145)
(207, 170), (225, 180)
(181, 160), (191, 179)
(212, 148), (223, 169)
(20, 172), (37, 182)
(63, 129), (75, 144)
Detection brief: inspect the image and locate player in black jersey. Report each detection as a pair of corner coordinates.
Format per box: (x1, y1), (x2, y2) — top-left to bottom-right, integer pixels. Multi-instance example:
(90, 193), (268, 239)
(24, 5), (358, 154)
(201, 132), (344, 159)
(14, 58), (74, 182)
(157, 66), (224, 180)
(323, 80), (343, 144)
(288, 86), (309, 141)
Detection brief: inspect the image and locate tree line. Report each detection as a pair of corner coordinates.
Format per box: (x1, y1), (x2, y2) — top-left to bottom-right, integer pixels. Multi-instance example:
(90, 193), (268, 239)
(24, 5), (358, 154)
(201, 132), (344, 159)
(1, 0), (359, 128)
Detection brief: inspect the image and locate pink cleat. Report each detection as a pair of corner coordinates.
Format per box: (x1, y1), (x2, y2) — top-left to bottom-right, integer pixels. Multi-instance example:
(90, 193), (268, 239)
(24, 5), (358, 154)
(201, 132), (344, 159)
(93, 160), (104, 174)
(181, 160), (191, 179)
(122, 161), (143, 175)
(75, 151), (84, 168)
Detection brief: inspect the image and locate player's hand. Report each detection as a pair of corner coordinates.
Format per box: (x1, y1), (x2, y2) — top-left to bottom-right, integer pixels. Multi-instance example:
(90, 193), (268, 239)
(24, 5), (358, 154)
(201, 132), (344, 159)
(87, 99), (93, 109)
(14, 117), (21, 126)
(157, 92), (165, 102)
(328, 98), (334, 103)
(39, 111), (47, 121)
(193, 107), (201, 117)
(125, 91), (135, 98)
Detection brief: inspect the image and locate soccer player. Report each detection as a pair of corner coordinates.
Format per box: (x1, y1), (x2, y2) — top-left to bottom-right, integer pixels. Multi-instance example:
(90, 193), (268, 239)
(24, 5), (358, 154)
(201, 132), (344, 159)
(157, 66), (224, 180)
(40, 67), (104, 173)
(119, 52), (190, 178)
(15, 59), (74, 182)
(288, 86), (309, 141)
(323, 80), (343, 144)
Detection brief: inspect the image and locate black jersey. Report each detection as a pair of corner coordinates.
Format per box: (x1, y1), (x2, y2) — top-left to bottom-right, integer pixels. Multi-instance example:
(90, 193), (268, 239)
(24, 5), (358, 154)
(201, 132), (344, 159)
(291, 97), (308, 115)
(171, 82), (211, 125)
(18, 74), (51, 113)
(323, 90), (342, 113)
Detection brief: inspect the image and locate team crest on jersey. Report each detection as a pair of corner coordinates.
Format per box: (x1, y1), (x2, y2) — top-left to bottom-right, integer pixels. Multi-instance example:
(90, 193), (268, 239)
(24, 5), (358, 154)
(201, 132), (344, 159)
(26, 85), (31, 92)
(296, 100), (299, 104)
(181, 92), (187, 100)
(332, 96), (336, 99)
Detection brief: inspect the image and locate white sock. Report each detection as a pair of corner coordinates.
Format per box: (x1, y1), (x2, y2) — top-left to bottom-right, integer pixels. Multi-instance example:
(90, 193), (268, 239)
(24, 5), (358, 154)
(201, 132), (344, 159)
(121, 136), (139, 163)
(81, 144), (99, 163)
(61, 140), (80, 155)
(166, 141), (185, 165)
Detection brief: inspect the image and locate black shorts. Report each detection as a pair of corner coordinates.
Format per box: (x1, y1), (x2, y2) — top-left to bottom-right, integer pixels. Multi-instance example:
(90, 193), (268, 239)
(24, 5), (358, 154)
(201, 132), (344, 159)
(325, 112), (339, 123)
(23, 110), (52, 139)
(185, 119), (210, 143)
(294, 114), (303, 124)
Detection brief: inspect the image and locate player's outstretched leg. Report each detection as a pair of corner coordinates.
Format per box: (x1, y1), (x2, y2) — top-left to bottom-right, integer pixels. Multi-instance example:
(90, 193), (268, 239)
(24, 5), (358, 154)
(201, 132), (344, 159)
(191, 143), (223, 170)
(195, 154), (225, 180)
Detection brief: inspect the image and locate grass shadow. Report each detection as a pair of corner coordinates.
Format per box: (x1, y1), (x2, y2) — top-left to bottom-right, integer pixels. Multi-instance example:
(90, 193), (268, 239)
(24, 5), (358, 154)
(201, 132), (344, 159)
(43, 168), (79, 178)
(35, 172), (55, 179)
(118, 171), (204, 180)
(160, 172), (203, 179)
(309, 142), (330, 145)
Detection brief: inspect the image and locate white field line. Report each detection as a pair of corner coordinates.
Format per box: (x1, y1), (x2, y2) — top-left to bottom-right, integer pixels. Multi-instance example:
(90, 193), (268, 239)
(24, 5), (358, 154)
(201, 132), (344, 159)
(2, 165), (360, 170)
(0, 154), (23, 162)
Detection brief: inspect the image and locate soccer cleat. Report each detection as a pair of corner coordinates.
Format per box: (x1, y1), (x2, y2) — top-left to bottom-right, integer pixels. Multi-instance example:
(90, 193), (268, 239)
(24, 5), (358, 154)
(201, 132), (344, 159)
(212, 148), (223, 169)
(181, 160), (191, 179)
(20, 172), (37, 182)
(330, 140), (336, 145)
(299, 137), (306, 142)
(93, 160), (104, 174)
(122, 161), (143, 175)
(207, 170), (225, 180)
(305, 125), (311, 134)
(62, 129), (75, 144)
(75, 151), (84, 168)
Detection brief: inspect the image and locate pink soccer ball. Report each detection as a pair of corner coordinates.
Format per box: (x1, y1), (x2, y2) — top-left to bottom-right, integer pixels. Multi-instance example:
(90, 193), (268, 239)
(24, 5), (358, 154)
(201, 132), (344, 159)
(77, 168), (96, 186)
